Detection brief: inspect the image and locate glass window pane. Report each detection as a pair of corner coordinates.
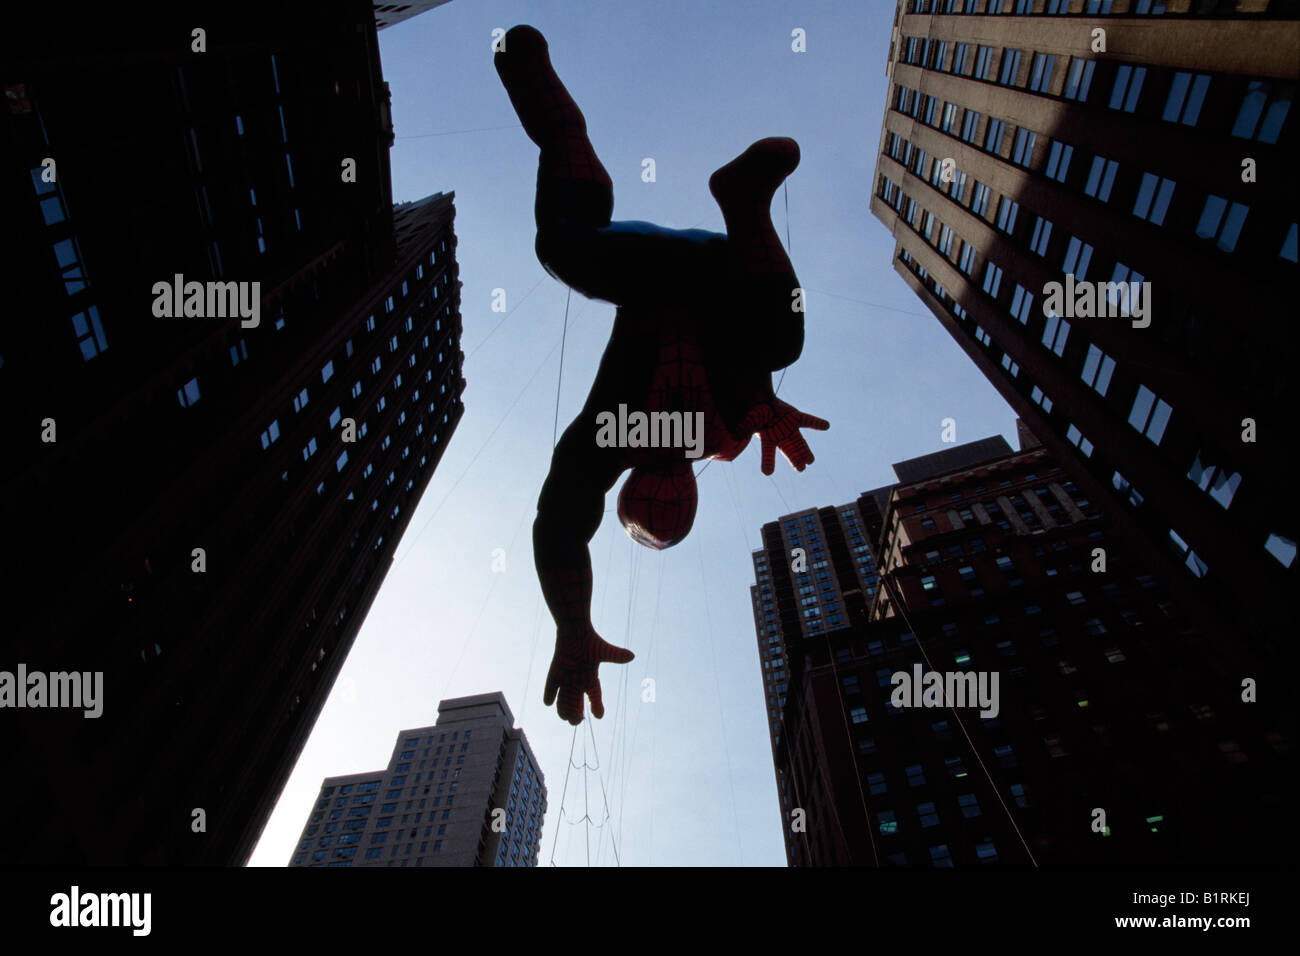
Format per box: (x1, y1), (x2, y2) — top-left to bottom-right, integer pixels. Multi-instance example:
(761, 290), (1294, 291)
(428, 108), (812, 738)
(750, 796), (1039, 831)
(1218, 203), (1248, 252)
(1195, 195), (1227, 239)
(1232, 80), (1269, 138)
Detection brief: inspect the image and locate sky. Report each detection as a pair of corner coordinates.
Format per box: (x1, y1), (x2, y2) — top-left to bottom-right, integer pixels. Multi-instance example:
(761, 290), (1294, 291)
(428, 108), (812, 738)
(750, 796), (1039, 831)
(249, 0), (1019, 867)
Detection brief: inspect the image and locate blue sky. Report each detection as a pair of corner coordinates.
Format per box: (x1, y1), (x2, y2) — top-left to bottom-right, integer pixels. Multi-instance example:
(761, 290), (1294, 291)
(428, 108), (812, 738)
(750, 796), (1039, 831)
(250, 0), (1019, 867)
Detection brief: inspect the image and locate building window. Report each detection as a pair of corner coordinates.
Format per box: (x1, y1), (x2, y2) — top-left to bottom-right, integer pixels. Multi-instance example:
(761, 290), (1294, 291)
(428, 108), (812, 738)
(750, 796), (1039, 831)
(1042, 313), (1070, 356)
(940, 102), (958, 133)
(971, 181), (991, 216)
(1163, 72), (1210, 126)
(982, 261), (1003, 298)
(1029, 215), (1052, 256)
(1031, 384), (1053, 413)
(938, 224), (954, 256)
(1065, 424), (1094, 457)
(984, 117), (1005, 153)
(952, 42), (970, 75)
(1265, 534), (1297, 569)
(1063, 58), (1095, 102)
(961, 109), (981, 142)
(72, 307), (108, 361)
(1083, 155), (1119, 202)
(52, 237), (88, 295)
(1187, 452), (1241, 510)
(1231, 79), (1293, 143)
(1280, 223), (1298, 263)
(1128, 385), (1172, 444)
(1132, 173), (1175, 225)
(995, 197), (1019, 234)
(929, 844), (953, 867)
(1010, 128), (1036, 167)
(1027, 53), (1055, 94)
(1061, 236), (1093, 281)
(1109, 65), (1146, 112)
(998, 48), (1022, 86)
(958, 242), (977, 275)
(1194, 195), (1248, 253)
(1010, 283), (1033, 323)
(974, 45), (995, 81)
(1045, 140), (1073, 183)
(1080, 344), (1115, 396)
(176, 377), (200, 408)
(293, 387), (309, 412)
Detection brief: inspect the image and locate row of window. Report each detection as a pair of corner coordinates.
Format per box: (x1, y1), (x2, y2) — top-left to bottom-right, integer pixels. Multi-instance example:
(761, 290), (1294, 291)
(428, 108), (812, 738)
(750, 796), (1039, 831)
(911, 0), (1166, 15)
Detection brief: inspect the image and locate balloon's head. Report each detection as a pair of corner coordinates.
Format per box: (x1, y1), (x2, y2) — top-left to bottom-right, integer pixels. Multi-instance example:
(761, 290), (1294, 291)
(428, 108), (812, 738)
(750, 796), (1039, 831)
(617, 461), (698, 550)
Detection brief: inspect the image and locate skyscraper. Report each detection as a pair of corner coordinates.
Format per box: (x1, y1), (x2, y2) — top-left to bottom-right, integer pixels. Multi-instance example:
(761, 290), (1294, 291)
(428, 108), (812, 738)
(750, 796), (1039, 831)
(289, 693), (547, 867)
(751, 428), (1290, 866)
(374, 0), (454, 30)
(868, 0), (1298, 684)
(0, 1), (464, 865)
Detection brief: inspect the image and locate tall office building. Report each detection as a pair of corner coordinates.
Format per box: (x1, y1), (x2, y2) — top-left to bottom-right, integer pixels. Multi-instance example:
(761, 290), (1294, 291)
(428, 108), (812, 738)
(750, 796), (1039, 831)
(750, 429), (1290, 866)
(289, 693), (547, 867)
(868, 0), (1298, 684)
(0, 2), (464, 865)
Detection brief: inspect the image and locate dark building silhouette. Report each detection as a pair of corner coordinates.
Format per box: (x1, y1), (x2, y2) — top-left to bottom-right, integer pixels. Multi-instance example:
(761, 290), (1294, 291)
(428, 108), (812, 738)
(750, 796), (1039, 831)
(289, 693), (546, 867)
(0, 2), (464, 864)
(751, 428), (1291, 865)
(868, 0), (1298, 699)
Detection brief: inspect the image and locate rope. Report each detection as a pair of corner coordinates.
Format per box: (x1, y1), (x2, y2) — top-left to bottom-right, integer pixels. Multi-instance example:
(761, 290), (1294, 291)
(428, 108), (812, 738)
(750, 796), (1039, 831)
(552, 287), (572, 448)
(466, 276), (545, 361)
(548, 723), (578, 866)
(393, 332), (562, 568)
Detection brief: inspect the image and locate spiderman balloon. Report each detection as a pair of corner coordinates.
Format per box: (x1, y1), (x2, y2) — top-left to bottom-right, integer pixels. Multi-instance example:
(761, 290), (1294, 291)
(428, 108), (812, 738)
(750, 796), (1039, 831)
(495, 26), (829, 725)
